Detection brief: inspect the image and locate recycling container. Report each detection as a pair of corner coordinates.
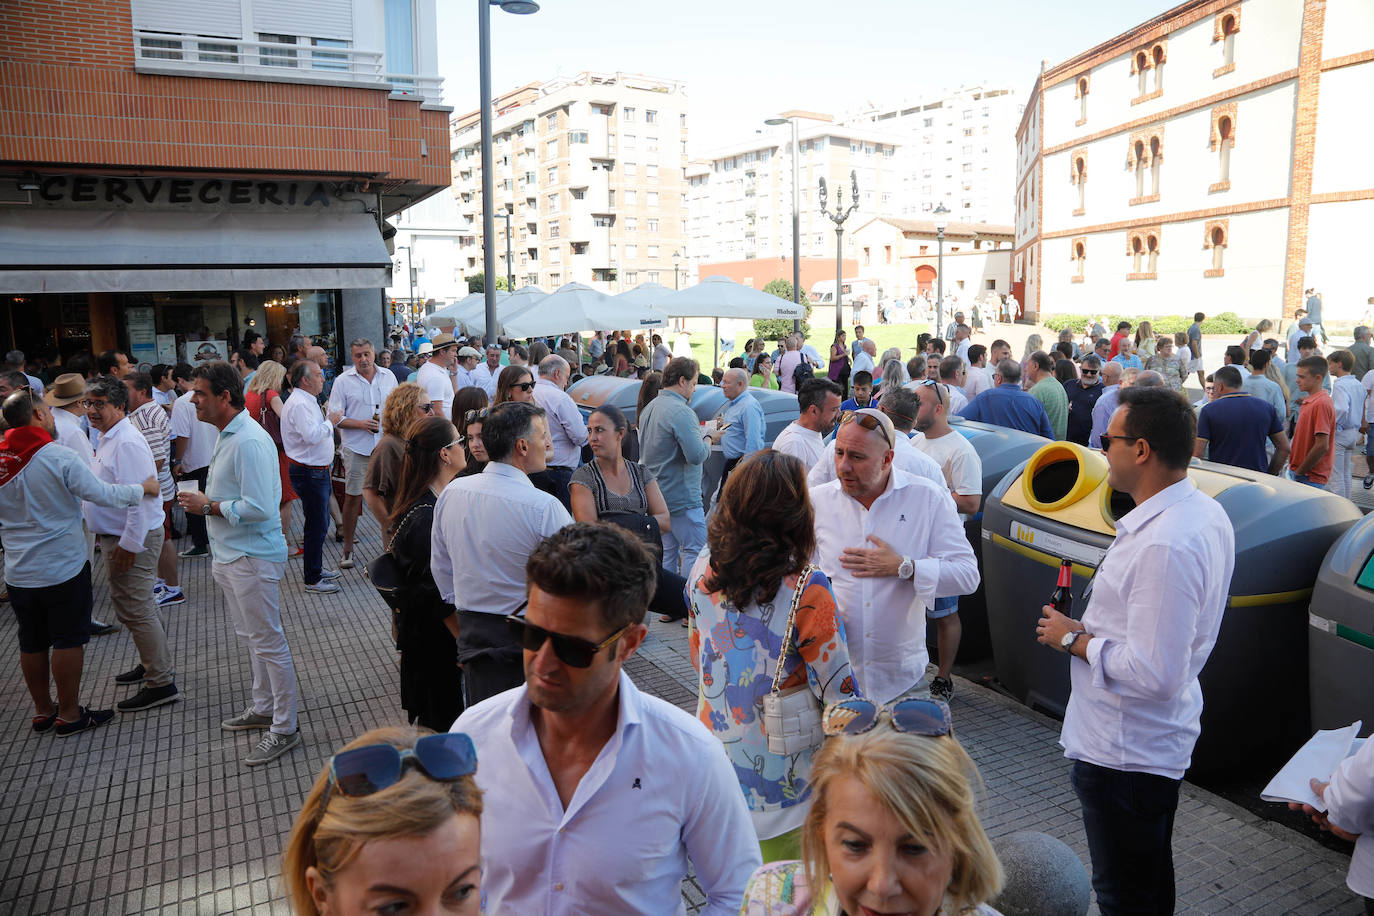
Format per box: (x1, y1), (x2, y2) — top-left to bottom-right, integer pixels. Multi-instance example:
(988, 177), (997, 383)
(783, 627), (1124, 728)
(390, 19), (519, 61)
(1309, 512), (1374, 738)
(982, 442), (1362, 775)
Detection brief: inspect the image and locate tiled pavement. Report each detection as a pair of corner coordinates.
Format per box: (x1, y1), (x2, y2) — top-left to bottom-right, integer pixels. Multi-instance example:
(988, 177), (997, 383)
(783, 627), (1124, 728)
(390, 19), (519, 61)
(0, 508), (1365, 914)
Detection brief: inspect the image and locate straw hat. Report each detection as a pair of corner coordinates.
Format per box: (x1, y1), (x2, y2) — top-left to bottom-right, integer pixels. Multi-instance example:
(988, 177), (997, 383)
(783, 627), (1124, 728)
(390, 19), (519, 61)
(43, 373), (86, 407)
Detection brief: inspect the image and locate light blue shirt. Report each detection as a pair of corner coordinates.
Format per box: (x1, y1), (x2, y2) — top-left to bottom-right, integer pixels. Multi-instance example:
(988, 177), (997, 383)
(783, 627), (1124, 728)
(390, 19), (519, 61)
(1242, 374), (1287, 423)
(1110, 353), (1144, 371)
(1090, 385), (1120, 448)
(0, 439), (142, 588)
(718, 390), (764, 460)
(204, 409), (287, 563)
(638, 389), (710, 514)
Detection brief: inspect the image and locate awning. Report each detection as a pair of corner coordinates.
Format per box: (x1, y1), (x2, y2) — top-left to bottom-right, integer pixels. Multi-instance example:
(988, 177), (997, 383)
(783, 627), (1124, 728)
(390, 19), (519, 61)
(0, 209), (392, 293)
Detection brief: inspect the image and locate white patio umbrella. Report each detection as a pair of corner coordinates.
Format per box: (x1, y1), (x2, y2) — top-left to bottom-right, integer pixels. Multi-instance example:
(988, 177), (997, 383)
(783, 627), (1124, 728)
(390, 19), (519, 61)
(502, 282), (667, 339)
(613, 282), (675, 309)
(430, 290), (507, 332)
(658, 275), (807, 367)
(460, 287), (536, 338)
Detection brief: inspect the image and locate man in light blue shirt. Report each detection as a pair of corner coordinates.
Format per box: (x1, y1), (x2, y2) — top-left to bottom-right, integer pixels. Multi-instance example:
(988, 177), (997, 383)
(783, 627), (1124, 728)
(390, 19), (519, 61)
(177, 362), (299, 767)
(1110, 338), (1144, 372)
(712, 367), (764, 503)
(638, 357), (713, 577)
(1089, 362), (1124, 448)
(962, 360), (1054, 440)
(1242, 348), (1287, 422)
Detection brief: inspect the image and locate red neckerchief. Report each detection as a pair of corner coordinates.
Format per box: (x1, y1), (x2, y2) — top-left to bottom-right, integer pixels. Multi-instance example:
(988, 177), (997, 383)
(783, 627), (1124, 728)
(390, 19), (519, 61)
(0, 425), (54, 488)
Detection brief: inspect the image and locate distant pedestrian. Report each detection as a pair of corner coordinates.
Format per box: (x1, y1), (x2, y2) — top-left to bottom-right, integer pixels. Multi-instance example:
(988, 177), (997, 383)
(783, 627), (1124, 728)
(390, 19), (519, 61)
(960, 360), (1053, 439)
(123, 372), (184, 608)
(532, 354), (588, 510)
(1290, 356), (1335, 488)
(281, 360), (344, 594)
(170, 362), (217, 559)
(1327, 350), (1362, 499)
(328, 338), (397, 569)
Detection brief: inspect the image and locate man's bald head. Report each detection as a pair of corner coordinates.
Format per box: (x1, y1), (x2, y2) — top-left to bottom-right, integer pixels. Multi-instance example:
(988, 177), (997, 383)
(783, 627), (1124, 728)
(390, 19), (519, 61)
(1134, 370), (1165, 388)
(307, 346), (327, 369)
(1100, 362), (1123, 386)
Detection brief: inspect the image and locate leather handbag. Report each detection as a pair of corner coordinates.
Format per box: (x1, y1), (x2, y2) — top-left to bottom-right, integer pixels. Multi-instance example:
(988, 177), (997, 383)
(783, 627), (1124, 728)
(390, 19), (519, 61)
(367, 503), (424, 611)
(599, 509), (664, 560)
(761, 565), (826, 756)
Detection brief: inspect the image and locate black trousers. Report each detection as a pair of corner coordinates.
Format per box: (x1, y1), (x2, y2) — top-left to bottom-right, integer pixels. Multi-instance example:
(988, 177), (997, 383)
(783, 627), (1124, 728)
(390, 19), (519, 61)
(1072, 760), (1181, 916)
(180, 466), (210, 549)
(455, 610), (525, 708)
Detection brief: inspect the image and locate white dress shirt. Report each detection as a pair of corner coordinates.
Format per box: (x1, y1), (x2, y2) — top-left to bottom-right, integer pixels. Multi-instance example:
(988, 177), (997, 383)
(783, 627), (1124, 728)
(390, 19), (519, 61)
(471, 362), (500, 398)
(811, 470), (979, 703)
(281, 388), (336, 467)
(452, 670), (761, 915)
(84, 417), (163, 554)
(430, 461), (572, 612)
(944, 383), (969, 415)
(1325, 733), (1374, 897)
(170, 390), (216, 471)
(417, 360), (455, 419)
(1061, 478), (1235, 780)
(964, 364), (993, 402)
(807, 433), (945, 490)
(771, 421), (824, 469)
(851, 350), (876, 376)
(533, 378), (589, 469)
(328, 364), (397, 456)
(53, 408), (94, 468)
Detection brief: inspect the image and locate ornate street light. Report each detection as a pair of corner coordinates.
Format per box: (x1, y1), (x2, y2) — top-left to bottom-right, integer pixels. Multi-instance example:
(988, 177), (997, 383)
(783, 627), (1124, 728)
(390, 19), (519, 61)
(933, 202), (950, 338)
(819, 170), (860, 336)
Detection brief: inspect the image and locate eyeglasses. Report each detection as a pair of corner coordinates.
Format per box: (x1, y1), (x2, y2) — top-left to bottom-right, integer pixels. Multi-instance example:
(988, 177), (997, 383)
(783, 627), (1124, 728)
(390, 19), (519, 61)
(463, 407), (490, 424)
(511, 381), (535, 392)
(1099, 434), (1143, 452)
(80, 399), (111, 410)
(417, 402), (435, 414)
(505, 615), (632, 668)
(839, 409), (894, 447)
(319, 732), (478, 819)
(822, 698), (953, 738)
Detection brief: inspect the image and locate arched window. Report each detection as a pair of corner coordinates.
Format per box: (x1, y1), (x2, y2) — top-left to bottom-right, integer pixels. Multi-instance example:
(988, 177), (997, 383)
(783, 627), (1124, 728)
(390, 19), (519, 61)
(1217, 116), (1233, 182)
(1131, 235), (1144, 273)
(1136, 52), (1149, 96)
(1222, 15), (1238, 66)
(1146, 234), (1159, 273)
(1134, 140), (1147, 198)
(1073, 239), (1087, 281)
(1077, 77), (1090, 122)
(1076, 157), (1086, 210)
(1152, 45), (1166, 92)
(1204, 221), (1229, 276)
(1149, 136), (1162, 196)
(1211, 227), (1226, 270)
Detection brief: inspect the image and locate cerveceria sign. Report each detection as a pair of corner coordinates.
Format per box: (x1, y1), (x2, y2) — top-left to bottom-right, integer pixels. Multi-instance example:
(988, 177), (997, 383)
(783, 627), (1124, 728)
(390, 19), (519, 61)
(34, 176), (338, 208)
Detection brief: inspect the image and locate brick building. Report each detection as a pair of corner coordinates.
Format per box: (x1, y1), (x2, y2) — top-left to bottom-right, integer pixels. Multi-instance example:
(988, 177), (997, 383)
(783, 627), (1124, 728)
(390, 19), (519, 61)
(1014, 0), (1374, 323)
(0, 0), (450, 369)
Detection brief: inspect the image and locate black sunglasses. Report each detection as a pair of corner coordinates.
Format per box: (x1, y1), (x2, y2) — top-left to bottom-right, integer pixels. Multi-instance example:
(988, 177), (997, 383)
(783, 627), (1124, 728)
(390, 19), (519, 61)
(319, 732), (478, 817)
(511, 381), (535, 392)
(417, 402), (435, 414)
(823, 698), (953, 737)
(1099, 434), (1143, 452)
(1080, 368), (1099, 376)
(506, 615), (632, 668)
(463, 407), (490, 424)
(919, 378), (945, 406)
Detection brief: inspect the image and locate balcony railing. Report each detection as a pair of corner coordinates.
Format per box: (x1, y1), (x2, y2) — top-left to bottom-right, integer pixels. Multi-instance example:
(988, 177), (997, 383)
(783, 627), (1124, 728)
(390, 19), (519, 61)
(132, 31), (444, 105)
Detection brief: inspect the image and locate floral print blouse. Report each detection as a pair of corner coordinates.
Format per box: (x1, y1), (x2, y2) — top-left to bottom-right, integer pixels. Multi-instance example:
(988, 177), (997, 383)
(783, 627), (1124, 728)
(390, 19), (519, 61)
(687, 552), (858, 840)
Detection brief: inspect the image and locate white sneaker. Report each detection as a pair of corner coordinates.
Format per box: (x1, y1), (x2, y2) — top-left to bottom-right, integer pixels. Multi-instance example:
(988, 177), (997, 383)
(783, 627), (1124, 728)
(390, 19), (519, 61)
(320, 568), (343, 580)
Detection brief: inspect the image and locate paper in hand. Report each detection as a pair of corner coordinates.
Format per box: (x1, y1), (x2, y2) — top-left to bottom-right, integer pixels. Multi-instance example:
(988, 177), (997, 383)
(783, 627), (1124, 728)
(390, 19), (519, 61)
(1261, 721), (1363, 812)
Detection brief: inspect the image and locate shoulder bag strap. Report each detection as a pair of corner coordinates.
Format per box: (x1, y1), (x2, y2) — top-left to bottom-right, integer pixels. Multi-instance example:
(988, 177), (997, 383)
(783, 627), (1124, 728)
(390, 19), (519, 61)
(770, 564), (815, 695)
(385, 501), (427, 553)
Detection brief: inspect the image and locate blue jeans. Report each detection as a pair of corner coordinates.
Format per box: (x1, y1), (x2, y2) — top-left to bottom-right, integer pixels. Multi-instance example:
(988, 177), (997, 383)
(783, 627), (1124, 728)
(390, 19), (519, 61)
(663, 507), (707, 580)
(1072, 760), (1181, 916)
(1291, 472), (1325, 488)
(544, 465), (575, 512)
(288, 463), (331, 585)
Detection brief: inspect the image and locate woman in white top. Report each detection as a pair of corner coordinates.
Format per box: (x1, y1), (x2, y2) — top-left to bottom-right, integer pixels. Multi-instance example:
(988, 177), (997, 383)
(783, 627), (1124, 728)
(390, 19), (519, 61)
(1242, 319), (1273, 353)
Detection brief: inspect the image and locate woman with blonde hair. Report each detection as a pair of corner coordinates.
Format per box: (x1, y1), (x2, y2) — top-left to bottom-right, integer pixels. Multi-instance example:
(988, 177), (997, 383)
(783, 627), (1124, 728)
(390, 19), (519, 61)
(362, 381), (433, 527)
(245, 359), (299, 546)
(1020, 334), (1043, 390)
(1242, 318), (1273, 353)
(740, 701), (1004, 915)
(1134, 320), (1156, 359)
(283, 726), (483, 915)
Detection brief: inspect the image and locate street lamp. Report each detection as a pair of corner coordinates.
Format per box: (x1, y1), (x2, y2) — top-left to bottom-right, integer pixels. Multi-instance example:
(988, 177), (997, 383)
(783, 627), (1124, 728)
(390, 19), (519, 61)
(933, 202), (950, 338)
(479, 0), (539, 345)
(673, 249), (682, 290)
(819, 170), (860, 337)
(498, 207), (515, 292)
(765, 116), (802, 334)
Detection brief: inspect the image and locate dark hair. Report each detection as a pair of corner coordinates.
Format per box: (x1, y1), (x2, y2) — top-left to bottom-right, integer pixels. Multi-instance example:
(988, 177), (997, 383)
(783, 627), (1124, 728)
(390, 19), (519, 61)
(1297, 355), (1329, 378)
(939, 355), (964, 381)
(915, 332), (931, 353)
(494, 365), (533, 405)
(1054, 341), (1075, 361)
(636, 372), (662, 420)
(1297, 336), (1316, 352)
(507, 343), (528, 362)
(243, 330), (262, 347)
(1028, 351), (1054, 373)
(1328, 349), (1354, 373)
(1116, 387), (1195, 471)
(452, 385), (489, 428)
(85, 373), (129, 412)
(852, 370), (873, 388)
(1224, 345), (1248, 367)
(798, 377), (840, 413)
(192, 361), (246, 409)
(482, 401), (544, 462)
(150, 363), (171, 386)
(1194, 312), (1206, 322)
(527, 523), (656, 631)
(727, 357), (745, 370)
(967, 344), (987, 366)
(171, 361), (194, 382)
(1054, 359), (1077, 383)
(528, 340), (551, 367)
(1213, 365), (1244, 390)
(124, 371), (154, 396)
(388, 417), (459, 531)
(879, 387), (919, 432)
(1116, 321), (1132, 332)
(662, 356), (699, 388)
(1, 369), (28, 392)
(1080, 354), (1102, 370)
(1248, 348), (1272, 371)
(66, 352), (94, 378)
(704, 451), (815, 610)
(96, 349), (124, 375)
(929, 338), (946, 356)
(2, 390), (35, 429)
(992, 338), (1012, 352)
(590, 403), (629, 434)
(1094, 337), (1111, 351)
(236, 348), (260, 370)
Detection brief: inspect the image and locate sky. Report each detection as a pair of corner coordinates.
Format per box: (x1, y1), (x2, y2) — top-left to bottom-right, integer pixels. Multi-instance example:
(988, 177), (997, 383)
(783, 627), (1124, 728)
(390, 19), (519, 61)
(434, 0), (1176, 154)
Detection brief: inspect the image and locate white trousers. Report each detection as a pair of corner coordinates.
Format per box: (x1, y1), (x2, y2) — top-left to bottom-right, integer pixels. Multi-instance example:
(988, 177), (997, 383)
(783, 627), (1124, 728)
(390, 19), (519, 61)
(1326, 428), (1359, 500)
(212, 556), (298, 735)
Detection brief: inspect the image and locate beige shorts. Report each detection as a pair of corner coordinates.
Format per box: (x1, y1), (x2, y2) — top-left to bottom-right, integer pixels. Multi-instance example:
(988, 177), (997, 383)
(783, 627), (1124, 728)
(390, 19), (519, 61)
(342, 447), (370, 497)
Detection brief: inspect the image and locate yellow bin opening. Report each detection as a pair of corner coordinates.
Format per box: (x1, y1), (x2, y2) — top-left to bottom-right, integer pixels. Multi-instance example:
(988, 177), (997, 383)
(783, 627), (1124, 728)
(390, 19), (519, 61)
(1019, 442), (1108, 513)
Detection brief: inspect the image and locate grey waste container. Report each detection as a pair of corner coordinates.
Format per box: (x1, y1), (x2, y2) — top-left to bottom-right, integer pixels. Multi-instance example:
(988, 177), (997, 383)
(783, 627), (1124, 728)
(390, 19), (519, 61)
(1309, 512), (1374, 738)
(982, 441), (1362, 775)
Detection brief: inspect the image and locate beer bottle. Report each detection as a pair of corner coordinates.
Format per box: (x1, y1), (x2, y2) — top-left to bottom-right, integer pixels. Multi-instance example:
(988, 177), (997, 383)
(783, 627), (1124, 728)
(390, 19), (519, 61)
(1050, 558), (1073, 614)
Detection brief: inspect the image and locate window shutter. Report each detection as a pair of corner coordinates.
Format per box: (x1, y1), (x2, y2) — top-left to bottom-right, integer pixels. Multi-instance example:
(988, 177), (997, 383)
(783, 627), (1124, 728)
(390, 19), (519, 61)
(132, 0), (244, 37)
(254, 0), (354, 40)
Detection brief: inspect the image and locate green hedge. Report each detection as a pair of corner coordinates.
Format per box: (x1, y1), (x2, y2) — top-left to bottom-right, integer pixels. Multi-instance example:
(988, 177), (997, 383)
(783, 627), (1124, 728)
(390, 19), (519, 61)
(1039, 311), (1249, 337)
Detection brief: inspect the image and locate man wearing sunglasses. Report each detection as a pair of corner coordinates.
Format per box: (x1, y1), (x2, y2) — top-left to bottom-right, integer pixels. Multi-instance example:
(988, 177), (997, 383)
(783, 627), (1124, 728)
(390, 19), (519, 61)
(452, 523), (759, 914)
(1036, 387), (1234, 914)
(431, 401), (573, 705)
(812, 407), (978, 705)
(807, 389), (944, 491)
(1064, 354), (1105, 446)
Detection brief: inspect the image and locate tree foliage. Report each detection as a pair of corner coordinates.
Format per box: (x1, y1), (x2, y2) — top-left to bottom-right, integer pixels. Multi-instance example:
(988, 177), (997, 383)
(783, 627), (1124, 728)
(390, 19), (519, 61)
(465, 273), (509, 293)
(754, 279), (812, 341)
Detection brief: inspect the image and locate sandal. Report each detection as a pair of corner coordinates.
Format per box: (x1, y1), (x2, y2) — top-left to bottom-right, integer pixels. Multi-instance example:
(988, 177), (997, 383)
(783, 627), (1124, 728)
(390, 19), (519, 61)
(32, 712), (58, 734)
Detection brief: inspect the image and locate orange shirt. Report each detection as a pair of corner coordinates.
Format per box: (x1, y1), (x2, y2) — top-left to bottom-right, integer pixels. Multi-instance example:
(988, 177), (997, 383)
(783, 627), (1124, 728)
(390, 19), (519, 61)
(1290, 388), (1335, 483)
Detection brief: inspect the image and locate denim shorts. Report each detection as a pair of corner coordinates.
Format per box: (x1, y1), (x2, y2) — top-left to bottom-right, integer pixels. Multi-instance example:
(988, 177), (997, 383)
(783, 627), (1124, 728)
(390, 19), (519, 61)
(926, 595), (960, 620)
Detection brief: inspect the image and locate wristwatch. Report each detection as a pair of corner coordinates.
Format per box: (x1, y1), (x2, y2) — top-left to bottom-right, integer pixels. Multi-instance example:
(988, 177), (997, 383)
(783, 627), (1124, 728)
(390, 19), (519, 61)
(1061, 629), (1088, 650)
(201, 501), (213, 517)
(898, 556), (914, 580)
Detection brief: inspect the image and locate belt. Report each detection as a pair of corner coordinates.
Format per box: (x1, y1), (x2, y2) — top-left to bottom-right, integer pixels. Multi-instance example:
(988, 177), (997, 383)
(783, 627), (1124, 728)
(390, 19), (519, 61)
(287, 457), (330, 471)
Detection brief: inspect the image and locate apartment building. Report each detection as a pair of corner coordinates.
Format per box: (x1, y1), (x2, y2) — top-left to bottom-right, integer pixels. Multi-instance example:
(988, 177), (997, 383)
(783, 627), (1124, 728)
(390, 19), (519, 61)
(0, 0), (448, 367)
(685, 114), (906, 278)
(1014, 0), (1374, 322)
(842, 86), (1024, 225)
(448, 71), (689, 294)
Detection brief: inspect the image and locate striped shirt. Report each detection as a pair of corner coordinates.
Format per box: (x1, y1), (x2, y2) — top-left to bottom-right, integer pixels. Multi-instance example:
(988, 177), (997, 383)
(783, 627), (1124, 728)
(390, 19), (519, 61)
(129, 401), (174, 501)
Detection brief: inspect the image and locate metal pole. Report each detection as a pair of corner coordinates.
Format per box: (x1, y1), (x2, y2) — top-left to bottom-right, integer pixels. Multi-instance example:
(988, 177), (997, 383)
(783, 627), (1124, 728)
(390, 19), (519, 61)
(936, 229), (944, 338)
(501, 211), (514, 291)
(834, 227), (843, 337)
(790, 119), (801, 335)
(406, 246), (415, 315)
(478, 0), (498, 346)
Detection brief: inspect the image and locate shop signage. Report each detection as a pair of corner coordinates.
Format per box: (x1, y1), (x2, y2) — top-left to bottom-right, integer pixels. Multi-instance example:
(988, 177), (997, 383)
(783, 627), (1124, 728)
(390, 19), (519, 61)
(32, 177), (348, 210)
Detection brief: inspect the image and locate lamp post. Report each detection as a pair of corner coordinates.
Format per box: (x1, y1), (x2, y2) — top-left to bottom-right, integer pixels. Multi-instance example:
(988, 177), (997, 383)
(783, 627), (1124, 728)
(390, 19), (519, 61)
(479, 0), (539, 345)
(933, 203), (949, 339)
(396, 245), (414, 323)
(818, 170), (859, 337)
(765, 116), (802, 334)
(673, 249), (682, 290)
(498, 208), (515, 291)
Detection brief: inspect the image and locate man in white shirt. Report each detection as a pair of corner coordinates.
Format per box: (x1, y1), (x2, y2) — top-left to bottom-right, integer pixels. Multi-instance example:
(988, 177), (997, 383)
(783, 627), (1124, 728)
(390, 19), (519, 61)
(1037, 386), (1234, 914)
(431, 401), (572, 705)
(851, 338), (877, 377)
(954, 324), (973, 369)
(772, 377), (841, 469)
(651, 333), (672, 372)
(938, 356), (970, 415)
(470, 344), (503, 398)
(1327, 349), (1363, 499)
(282, 360), (344, 594)
(452, 523), (759, 914)
(962, 344), (992, 403)
(82, 375), (181, 713)
(171, 363), (218, 559)
(912, 380), (984, 702)
(124, 372), (184, 608)
(811, 408), (979, 703)
(417, 333), (459, 420)
(807, 387), (944, 491)
(531, 354), (588, 510)
(455, 345), (482, 391)
(327, 338), (396, 569)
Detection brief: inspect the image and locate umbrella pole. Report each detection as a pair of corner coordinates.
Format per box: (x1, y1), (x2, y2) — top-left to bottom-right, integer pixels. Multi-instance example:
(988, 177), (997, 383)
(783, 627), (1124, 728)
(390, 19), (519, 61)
(713, 317), (719, 374)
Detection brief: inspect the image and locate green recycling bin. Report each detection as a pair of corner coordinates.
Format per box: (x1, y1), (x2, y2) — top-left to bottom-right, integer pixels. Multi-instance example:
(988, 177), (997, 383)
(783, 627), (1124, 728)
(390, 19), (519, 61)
(1309, 511), (1374, 738)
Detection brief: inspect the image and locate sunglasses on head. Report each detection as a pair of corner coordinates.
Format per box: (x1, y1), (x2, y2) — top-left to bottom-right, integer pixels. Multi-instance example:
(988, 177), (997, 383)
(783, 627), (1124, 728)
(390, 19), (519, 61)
(463, 407), (490, 424)
(417, 402), (435, 414)
(506, 614), (632, 668)
(822, 698), (953, 737)
(919, 378), (945, 406)
(320, 732), (478, 817)
(839, 409), (894, 447)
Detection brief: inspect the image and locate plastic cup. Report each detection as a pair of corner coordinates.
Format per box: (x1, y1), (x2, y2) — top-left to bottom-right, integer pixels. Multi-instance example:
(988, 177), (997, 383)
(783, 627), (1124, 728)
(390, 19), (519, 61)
(178, 479), (200, 495)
